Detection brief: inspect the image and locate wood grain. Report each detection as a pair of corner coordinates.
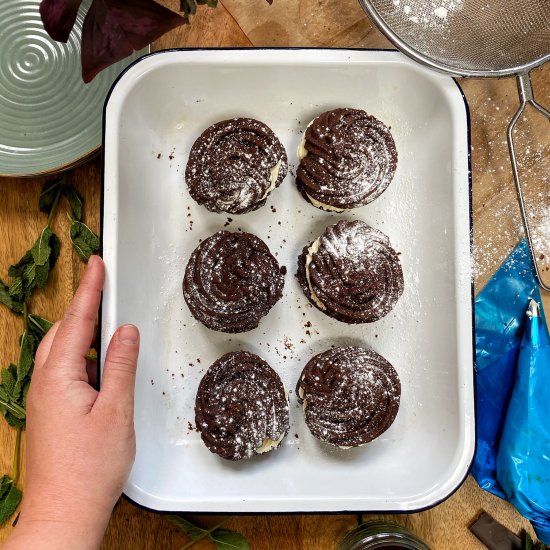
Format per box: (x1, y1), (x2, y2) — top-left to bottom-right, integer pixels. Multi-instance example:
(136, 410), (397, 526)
(1, 0), (549, 547)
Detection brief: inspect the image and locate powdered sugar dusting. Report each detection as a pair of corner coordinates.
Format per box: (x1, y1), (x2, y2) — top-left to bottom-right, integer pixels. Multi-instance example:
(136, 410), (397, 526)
(195, 351), (289, 460)
(186, 118), (287, 214)
(297, 108), (397, 210)
(183, 231), (285, 333)
(297, 346), (401, 448)
(300, 220), (404, 324)
(393, 0), (463, 27)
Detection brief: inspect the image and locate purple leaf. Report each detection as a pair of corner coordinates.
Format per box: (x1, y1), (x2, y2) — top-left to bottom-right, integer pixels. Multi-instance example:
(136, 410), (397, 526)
(40, 0), (84, 42)
(81, 0), (187, 83)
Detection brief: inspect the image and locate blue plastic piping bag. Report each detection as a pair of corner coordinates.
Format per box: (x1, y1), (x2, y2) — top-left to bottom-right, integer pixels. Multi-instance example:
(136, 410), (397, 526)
(497, 300), (550, 544)
(472, 239), (544, 498)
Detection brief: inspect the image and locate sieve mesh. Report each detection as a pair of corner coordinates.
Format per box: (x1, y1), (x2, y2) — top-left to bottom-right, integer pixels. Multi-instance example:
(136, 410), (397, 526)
(359, 0), (550, 76)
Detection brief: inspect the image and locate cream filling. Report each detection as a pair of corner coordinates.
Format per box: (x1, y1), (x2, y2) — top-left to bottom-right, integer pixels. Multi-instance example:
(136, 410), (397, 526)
(297, 119), (315, 160)
(305, 237), (327, 310)
(298, 135), (308, 160)
(255, 383), (289, 454)
(297, 385), (309, 414)
(261, 159), (283, 200)
(305, 193), (346, 213)
(256, 433), (285, 454)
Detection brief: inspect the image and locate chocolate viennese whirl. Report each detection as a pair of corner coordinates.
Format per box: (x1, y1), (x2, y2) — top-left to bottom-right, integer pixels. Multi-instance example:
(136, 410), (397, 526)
(183, 230), (285, 333)
(296, 220), (404, 323)
(297, 346), (401, 448)
(297, 108), (397, 211)
(195, 351), (289, 460)
(186, 117), (287, 214)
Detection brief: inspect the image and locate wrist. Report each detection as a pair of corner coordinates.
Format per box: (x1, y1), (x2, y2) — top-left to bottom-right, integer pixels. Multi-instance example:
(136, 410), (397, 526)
(6, 490), (114, 550)
(5, 516), (105, 550)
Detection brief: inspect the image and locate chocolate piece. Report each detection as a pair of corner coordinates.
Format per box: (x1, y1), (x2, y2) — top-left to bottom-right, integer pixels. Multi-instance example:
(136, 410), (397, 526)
(297, 108), (397, 210)
(469, 512), (522, 550)
(195, 351), (289, 460)
(183, 230), (285, 333)
(186, 118), (287, 214)
(297, 346), (400, 448)
(296, 220), (404, 324)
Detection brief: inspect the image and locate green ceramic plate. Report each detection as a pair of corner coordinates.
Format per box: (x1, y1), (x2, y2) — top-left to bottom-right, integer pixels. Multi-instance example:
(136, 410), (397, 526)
(0, 0), (148, 177)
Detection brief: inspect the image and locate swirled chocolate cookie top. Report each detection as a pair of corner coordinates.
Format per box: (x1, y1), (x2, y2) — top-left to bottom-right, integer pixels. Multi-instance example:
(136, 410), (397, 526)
(186, 118), (288, 214)
(297, 346), (400, 448)
(183, 230), (285, 333)
(195, 351), (289, 460)
(296, 220), (403, 323)
(296, 108), (397, 211)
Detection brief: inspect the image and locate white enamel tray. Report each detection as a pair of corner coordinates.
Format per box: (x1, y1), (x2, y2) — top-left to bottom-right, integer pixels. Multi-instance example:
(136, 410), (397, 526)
(101, 49), (474, 513)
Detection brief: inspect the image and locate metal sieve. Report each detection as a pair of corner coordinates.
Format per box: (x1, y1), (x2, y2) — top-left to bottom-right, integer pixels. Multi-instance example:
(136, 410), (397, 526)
(359, 0), (550, 291)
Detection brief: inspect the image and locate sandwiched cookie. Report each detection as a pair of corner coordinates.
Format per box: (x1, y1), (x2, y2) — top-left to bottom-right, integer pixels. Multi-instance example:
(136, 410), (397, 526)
(186, 117), (287, 214)
(184, 230), (285, 333)
(195, 351), (289, 460)
(296, 220), (403, 324)
(296, 108), (397, 211)
(297, 346), (401, 448)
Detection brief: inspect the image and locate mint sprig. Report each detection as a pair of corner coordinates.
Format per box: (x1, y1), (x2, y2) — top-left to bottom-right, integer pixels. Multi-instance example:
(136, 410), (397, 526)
(0, 176), (100, 526)
(166, 515), (249, 550)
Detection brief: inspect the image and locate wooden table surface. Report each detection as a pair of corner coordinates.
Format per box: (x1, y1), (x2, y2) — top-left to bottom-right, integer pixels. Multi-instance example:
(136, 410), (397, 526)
(1, 1), (549, 548)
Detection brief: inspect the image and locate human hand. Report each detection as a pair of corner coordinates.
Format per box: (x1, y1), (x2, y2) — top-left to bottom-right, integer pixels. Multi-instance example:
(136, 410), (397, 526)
(4, 256), (140, 550)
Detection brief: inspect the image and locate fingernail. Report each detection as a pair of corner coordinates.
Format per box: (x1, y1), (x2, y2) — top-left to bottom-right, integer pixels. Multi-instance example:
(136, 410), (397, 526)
(117, 324), (139, 345)
(88, 255), (97, 268)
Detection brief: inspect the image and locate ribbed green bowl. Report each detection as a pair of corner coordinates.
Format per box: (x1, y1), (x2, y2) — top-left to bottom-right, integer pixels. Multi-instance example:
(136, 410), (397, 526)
(0, 0), (147, 177)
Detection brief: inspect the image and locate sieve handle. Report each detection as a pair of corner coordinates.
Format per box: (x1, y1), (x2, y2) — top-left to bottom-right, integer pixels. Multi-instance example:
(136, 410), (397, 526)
(507, 72), (550, 293)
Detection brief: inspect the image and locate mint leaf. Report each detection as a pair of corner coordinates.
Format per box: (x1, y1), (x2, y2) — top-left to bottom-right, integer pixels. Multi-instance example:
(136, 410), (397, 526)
(0, 477), (10, 500)
(197, 0), (218, 7)
(210, 529), (249, 550)
(8, 251), (33, 302)
(165, 515), (206, 541)
(7, 230), (59, 302)
(1, 366), (18, 399)
(0, 477), (22, 526)
(22, 379), (31, 408)
(70, 220), (99, 262)
(0, 280), (22, 315)
(0, 332), (35, 428)
(38, 177), (65, 214)
(180, 0), (217, 15)
(34, 261), (51, 290)
(3, 412), (25, 429)
(28, 314), (54, 340)
(8, 278), (24, 303)
(31, 227), (54, 266)
(72, 239), (93, 262)
(22, 262), (37, 288)
(17, 332), (36, 383)
(8, 250), (33, 280)
(63, 186), (83, 221)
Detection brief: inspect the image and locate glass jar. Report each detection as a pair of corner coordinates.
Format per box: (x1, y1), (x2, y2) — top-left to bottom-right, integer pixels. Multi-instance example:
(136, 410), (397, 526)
(338, 520), (431, 550)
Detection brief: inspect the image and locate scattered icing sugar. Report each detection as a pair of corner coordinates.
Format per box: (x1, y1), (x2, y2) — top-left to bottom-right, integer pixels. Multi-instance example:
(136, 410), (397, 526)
(396, 0), (463, 27)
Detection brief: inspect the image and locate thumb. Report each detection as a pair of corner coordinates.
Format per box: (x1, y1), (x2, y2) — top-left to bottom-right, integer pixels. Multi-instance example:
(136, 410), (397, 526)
(34, 321), (61, 371)
(95, 324), (140, 417)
